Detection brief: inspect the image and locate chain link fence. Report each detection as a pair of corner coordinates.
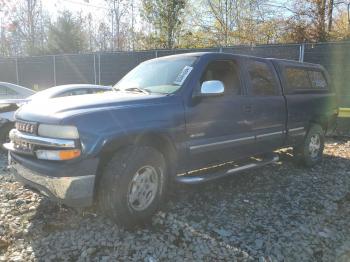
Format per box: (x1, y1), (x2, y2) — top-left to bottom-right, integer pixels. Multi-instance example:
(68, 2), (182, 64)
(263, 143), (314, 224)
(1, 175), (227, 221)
(0, 42), (349, 107)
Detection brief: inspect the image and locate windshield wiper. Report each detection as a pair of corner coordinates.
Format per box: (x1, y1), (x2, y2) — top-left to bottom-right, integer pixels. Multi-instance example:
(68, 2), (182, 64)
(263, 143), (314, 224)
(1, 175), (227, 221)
(121, 87), (150, 94)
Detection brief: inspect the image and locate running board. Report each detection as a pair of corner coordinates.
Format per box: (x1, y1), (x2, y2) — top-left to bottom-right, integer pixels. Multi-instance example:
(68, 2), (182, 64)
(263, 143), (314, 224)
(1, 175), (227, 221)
(175, 153), (279, 184)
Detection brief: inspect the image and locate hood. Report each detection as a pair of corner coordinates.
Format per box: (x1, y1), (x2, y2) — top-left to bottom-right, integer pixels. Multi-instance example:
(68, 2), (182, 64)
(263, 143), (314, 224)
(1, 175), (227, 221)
(0, 98), (30, 105)
(15, 91), (165, 123)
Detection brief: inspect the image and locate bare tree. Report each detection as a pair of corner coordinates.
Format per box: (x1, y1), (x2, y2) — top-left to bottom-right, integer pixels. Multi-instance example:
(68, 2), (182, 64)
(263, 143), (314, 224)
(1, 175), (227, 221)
(106, 0), (129, 51)
(205, 0), (270, 45)
(7, 0), (44, 55)
(86, 13), (94, 52)
(316, 0), (327, 41)
(142, 0), (187, 49)
(328, 0), (334, 31)
(96, 22), (112, 51)
(207, 0), (233, 46)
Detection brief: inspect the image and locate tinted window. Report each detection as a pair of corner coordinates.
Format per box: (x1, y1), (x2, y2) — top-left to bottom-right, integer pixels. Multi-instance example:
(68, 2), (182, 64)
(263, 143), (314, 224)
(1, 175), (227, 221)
(56, 89), (90, 97)
(70, 89), (90, 95)
(286, 68), (311, 91)
(308, 71), (327, 89)
(6, 87), (18, 95)
(201, 60), (241, 95)
(247, 60), (277, 95)
(88, 88), (103, 94)
(286, 67), (328, 93)
(0, 86), (7, 95)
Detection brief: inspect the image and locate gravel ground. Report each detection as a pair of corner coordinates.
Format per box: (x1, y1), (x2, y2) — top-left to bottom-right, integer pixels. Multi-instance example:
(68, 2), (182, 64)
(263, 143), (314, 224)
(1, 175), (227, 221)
(1, 138), (350, 261)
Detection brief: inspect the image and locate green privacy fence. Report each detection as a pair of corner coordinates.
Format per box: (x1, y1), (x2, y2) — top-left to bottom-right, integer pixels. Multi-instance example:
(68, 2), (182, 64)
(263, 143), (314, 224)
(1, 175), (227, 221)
(0, 41), (349, 107)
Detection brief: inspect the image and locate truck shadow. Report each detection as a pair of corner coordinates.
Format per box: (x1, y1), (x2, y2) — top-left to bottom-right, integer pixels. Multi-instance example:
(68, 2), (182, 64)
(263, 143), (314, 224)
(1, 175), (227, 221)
(22, 140), (350, 260)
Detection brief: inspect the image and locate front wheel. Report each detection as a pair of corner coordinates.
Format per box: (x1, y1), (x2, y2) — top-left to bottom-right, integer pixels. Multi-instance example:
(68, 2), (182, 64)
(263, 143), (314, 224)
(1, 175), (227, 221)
(293, 124), (325, 167)
(0, 123), (14, 149)
(97, 146), (167, 227)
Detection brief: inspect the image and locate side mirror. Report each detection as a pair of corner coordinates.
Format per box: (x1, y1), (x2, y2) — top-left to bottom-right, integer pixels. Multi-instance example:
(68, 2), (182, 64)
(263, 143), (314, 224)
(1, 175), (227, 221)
(200, 80), (225, 96)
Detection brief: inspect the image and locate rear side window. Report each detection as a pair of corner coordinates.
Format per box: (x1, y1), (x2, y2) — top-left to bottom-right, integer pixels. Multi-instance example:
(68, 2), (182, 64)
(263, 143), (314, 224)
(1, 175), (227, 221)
(285, 67), (328, 93)
(308, 71), (327, 89)
(6, 87), (18, 95)
(0, 86), (18, 95)
(247, 60), (278, 96)
(286, 68), (311, 90)
(0, 86), (7, 95)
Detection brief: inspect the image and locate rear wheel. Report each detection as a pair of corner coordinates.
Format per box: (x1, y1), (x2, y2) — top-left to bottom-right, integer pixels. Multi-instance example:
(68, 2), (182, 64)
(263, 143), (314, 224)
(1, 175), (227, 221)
(97, 146), (167, 227)
(293, 124), (325, 167)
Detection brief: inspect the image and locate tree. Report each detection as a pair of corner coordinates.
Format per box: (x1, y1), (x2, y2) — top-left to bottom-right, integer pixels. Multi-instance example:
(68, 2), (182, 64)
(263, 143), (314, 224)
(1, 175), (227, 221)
(142, 0), (187, 48)
(281, 19), (313, 43)
(283, 0), (332, 42)
(206, 0), (236, 46)
(315, 0), (327, 41)
(329, 10), (350, 40)
(4, 0), (45, 55)
(105, 0), (130, 51)
(95, 22), (112, 51)
(47, 11), (87, 54)
(204, 0), (274, 46)
(86, 13), (94, 52)
(256, 20), (281, 44)
(328, 0), (334, 31)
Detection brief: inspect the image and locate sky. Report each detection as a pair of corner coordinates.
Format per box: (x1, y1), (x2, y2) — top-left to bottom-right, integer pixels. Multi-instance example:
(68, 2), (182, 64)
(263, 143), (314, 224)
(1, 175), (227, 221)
(43, 0), (110, 18)
(0, 0), (116, 23)
(0, 0), (293, 29)
(42, 0), (293, 18)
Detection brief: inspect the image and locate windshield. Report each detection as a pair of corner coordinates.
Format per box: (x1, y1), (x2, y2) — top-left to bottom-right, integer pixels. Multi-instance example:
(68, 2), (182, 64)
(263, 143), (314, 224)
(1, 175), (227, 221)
(114, 56), (197, 94)
(28, 88), (57, 100)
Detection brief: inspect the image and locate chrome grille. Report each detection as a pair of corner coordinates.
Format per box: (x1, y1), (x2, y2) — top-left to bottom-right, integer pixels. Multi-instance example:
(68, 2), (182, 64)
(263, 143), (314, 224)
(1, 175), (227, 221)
(15, 121), (37, 134)
(13, 140), (34, 154)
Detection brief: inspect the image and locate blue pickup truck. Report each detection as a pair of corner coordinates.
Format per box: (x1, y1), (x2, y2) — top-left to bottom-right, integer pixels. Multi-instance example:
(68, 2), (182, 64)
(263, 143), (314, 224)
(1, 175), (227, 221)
(4, 52), (338, 226)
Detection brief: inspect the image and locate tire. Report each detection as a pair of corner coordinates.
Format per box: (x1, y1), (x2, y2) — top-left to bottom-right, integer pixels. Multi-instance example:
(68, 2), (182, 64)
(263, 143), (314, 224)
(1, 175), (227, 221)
(293, 124), (325, 167)
(0, 123), (13, 148)
(97, 146), (167, 227)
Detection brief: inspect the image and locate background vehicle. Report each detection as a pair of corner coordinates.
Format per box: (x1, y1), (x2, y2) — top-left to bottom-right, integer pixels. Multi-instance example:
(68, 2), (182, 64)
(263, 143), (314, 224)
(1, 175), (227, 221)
(0, 82), (35, 144)
(4, 53), (338, 226)
(26, 84), (112, 103)
(0, 84), (111, 144)
(0, 82), (35, 100)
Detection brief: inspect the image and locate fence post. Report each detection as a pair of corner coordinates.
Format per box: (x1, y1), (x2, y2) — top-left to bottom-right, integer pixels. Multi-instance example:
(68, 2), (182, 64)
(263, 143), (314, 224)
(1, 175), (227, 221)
(299, 43), (305, 62)
(15, 58), (19, 85)
(53, 55), (57, 86)
(98, 53), (101, 85)
(93, 54), (97, 85)
(155, 50), (158, 58)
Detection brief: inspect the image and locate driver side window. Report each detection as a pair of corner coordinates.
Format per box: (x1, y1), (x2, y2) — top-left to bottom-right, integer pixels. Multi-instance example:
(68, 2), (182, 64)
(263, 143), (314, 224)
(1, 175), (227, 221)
(200, 60), (242, 95)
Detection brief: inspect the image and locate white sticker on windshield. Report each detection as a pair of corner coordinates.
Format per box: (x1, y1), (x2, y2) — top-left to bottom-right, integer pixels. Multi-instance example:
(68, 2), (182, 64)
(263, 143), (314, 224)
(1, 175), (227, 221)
(174, 66), (193, 85)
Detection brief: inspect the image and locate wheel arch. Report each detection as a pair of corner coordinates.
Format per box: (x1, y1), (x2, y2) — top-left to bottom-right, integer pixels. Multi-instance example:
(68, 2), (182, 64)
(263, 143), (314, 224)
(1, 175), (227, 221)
(96, 131), (178, 180)
(309, 115), (328, 132)
(134, 132), (178, 172)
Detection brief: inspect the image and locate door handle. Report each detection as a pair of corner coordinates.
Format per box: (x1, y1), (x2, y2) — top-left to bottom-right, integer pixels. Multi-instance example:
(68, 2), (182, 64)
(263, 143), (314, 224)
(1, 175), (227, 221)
(243, 105), (253, 113)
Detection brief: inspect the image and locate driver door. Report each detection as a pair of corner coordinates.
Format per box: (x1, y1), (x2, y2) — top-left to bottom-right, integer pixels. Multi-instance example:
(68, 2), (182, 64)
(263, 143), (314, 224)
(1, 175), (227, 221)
(185, 58), (256, 171)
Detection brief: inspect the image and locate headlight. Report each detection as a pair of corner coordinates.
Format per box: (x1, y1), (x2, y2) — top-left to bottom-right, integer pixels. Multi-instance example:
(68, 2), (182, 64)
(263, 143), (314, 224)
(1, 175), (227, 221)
(38, 124), (79, 139)
(36, 149), (81, 161)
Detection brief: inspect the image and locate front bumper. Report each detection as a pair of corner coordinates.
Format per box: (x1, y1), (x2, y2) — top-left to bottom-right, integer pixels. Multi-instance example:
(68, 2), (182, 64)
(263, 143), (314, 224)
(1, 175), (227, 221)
(9, 152), (99, 207)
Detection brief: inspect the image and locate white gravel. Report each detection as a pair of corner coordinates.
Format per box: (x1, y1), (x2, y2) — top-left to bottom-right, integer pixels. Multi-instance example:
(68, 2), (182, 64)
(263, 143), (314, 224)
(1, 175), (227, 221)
(1, 138), (350, 261)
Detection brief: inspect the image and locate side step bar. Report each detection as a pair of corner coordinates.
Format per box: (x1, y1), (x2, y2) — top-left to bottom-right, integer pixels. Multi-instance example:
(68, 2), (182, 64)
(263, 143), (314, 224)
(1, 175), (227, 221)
(175, 153), (279, 184)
